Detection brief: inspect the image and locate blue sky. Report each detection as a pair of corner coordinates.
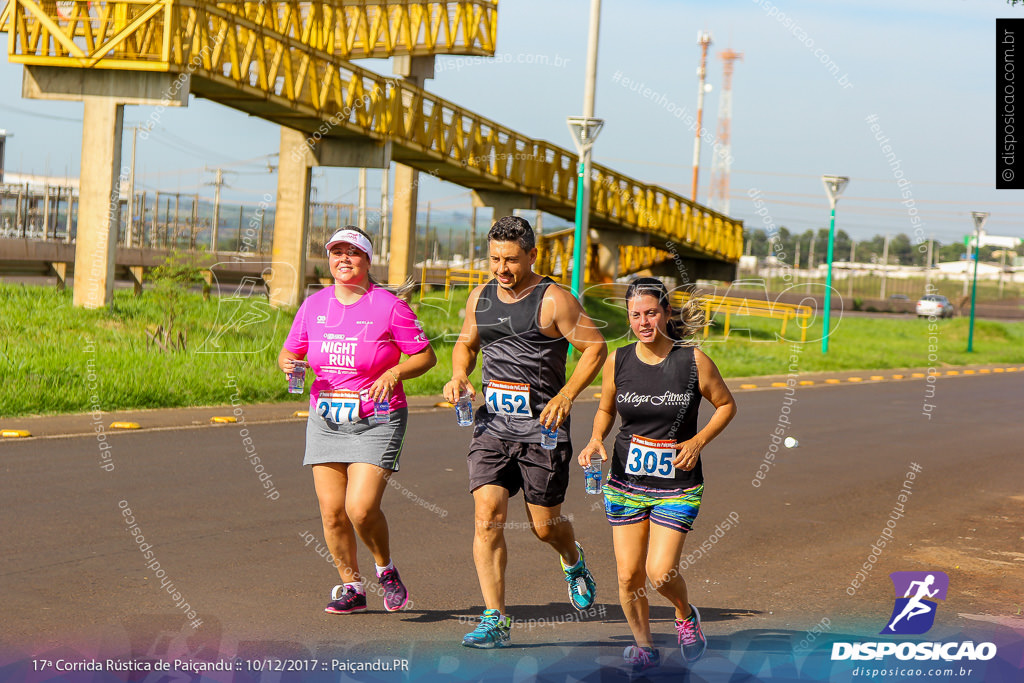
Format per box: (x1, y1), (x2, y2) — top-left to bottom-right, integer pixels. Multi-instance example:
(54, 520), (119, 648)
(0, 0), (1018, 243)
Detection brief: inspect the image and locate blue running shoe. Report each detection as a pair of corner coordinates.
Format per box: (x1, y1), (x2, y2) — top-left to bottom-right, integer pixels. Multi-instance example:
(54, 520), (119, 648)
(461, 609), (511, 648)
(561, 542), (596, 610)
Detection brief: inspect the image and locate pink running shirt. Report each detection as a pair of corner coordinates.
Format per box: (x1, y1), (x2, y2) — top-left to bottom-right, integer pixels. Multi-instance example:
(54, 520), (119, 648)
(283, 285), (430, 417)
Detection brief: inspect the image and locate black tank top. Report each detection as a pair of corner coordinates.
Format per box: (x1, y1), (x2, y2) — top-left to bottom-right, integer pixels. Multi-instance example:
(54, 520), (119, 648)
(475, 277), (570, 443)
(612, 343), (702, 489)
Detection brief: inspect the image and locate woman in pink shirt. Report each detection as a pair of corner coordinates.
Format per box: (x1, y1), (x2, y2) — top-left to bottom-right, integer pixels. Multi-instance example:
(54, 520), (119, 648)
(278, 227), (436, 615)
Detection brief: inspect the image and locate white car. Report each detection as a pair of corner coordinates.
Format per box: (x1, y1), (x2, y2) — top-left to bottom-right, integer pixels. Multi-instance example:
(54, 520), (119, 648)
(916, 294), (955, 318)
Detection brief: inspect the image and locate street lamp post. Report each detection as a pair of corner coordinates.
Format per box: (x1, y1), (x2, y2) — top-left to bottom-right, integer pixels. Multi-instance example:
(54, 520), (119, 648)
(967, 211), (989, 352)
(565, 0), (603, 301)
(821, 175), (849, 353)
(567, 117), (603, 299)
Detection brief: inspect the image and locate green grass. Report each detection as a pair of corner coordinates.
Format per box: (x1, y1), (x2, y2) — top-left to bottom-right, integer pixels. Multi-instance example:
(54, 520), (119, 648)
(2, 282), (1023, 418)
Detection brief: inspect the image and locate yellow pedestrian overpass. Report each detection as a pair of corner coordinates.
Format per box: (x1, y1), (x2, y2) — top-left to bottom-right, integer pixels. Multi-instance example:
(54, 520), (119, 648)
(1, 0), (742, 308)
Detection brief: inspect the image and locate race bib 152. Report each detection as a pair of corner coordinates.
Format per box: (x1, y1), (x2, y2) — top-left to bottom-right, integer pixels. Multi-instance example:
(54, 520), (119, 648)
(484, 380), (532, 417)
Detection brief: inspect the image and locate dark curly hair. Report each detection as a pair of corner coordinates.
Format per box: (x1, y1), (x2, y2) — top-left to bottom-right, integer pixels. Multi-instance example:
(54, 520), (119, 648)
(487, 215), (535, 252)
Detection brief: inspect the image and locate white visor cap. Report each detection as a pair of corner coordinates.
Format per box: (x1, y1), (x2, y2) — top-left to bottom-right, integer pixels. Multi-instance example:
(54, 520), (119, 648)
(325, 229), (373, 264)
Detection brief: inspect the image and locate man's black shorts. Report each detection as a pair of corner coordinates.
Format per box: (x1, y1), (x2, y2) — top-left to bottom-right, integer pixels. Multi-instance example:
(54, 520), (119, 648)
(467, 430), (574, 507)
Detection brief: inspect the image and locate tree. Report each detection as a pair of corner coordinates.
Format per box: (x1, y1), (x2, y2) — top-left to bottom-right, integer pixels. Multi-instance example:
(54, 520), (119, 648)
(889, 233), (913, 265)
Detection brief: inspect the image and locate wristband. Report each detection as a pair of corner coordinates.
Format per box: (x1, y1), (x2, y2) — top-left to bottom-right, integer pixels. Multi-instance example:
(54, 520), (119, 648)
(558, 390), (573, 403)
(388, 368), (400, 383)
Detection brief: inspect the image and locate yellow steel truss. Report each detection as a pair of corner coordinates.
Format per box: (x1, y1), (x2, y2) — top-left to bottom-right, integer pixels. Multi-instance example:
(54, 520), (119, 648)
(3, 0), (742, 276)
(0, 1), (498, 59)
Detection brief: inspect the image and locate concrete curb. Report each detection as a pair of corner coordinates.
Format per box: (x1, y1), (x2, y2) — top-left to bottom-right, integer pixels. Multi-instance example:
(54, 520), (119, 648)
(2, 363), (1022, 440)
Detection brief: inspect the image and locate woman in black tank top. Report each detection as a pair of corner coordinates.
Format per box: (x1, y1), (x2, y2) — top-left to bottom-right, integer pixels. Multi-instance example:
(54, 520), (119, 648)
(578, 278), (737, 671)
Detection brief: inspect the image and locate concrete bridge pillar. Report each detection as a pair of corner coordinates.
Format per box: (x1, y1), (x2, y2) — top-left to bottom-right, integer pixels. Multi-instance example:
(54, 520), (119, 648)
(388, 57), (435, 287)
(593, 230), (649, 284)
(74, 98), (124, 308)
(21, 66), (189, 307)
(268, 128), (314, 309)
(269, 130), (391, 308)
(471, 190), (538, 230)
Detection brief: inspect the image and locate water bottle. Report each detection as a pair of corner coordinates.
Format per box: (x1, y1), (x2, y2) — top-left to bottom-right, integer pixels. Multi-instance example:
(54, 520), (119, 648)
(287, 360), (307, 394)
(455, 391), (474, 426)
(372, 399), (391, 424)
(584, 464), (602, 494)
(540, 425), (558, 450)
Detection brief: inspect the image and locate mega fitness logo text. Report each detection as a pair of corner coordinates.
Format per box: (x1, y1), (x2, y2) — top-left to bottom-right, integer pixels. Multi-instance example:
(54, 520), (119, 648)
(616, 390), (693, 408)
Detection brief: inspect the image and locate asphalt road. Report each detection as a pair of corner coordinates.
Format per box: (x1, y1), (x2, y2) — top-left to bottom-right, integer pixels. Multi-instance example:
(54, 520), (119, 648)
(2, 373), (1023, 681)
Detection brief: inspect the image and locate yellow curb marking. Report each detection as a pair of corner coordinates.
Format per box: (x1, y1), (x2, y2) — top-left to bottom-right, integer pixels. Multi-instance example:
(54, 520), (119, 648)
(870, 376), (884, 381)
(946, 371), (960, 376)
(911, 373), (925, 378)
(740, 384), (758, 389)
(799, 380), (815, 386)
(825, 379), (841, 384)
(771, 382), (787, 388)
(435, 401), (454, 408)
(994, 368), (1005, 373)
(1, 429), (32, 438)
(210, 416), (237, 424)
(292, 411), (309, 418)
(962, 370), (976, 375)
(980, 369), (991, 374)
(110, 421), (140, 430)
(892, 374), (904, 379)
(848, 377), (863, 382)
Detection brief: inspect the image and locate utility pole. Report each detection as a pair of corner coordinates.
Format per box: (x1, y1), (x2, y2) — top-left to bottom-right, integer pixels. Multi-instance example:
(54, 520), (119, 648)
(707, 48), (742, 214)
(808, 231), (817, 271)
(126, 125), (138, 247)
(691, 30), (713, 202)
(925, 235), (934, 287)
(998, 248), (1006, 297)
(206, 166), (228, 252)
(358, 167), (367, 232)
(380, 167), (389, 265)
(879, 233), (890, 299)
(848, 240), (856, 299)
(566, 0), (604, 300)
(471, 205), (478, 269)
(425, 201), (432, 265)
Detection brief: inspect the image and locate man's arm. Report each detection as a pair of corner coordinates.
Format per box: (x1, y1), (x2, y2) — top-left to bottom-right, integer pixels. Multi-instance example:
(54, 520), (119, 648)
(538, 284), (608, 429)
(442, 284), (484, 404)
(578, 350), (618, 467)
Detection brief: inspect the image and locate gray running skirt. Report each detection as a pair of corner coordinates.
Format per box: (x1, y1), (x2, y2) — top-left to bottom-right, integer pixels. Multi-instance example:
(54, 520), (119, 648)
(303, 407), (409, 470)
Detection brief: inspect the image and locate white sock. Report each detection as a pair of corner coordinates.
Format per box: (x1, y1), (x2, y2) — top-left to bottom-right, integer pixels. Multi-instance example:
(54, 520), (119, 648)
(375, 561), (394, 576)
(345, 581), (364, 595)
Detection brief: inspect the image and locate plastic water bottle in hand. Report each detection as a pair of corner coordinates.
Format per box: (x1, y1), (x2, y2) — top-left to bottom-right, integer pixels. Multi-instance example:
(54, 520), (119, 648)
(288, 361), (308, 394)
(455, 391), (474, 426)
(584, 463), (602, 494)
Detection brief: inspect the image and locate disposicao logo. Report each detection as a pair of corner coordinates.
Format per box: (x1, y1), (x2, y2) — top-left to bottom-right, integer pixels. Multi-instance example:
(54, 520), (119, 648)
(831, 571), (997, 662)
(881, 571), (948, 635)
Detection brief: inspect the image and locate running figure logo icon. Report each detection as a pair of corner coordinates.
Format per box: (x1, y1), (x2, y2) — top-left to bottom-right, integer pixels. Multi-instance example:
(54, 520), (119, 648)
(880, 571), (949, 635)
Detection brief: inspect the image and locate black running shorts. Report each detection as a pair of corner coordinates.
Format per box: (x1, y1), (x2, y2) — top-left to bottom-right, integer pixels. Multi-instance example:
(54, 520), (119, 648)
(467, 430), (574, 507)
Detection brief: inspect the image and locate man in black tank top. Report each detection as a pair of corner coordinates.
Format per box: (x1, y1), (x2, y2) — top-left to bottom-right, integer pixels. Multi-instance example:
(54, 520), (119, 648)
(443, 216), (608, 648)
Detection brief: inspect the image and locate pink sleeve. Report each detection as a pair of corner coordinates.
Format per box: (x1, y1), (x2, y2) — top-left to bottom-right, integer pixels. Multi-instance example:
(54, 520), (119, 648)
(283, 299), (309, 354)
(389, 298), (430, 355)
